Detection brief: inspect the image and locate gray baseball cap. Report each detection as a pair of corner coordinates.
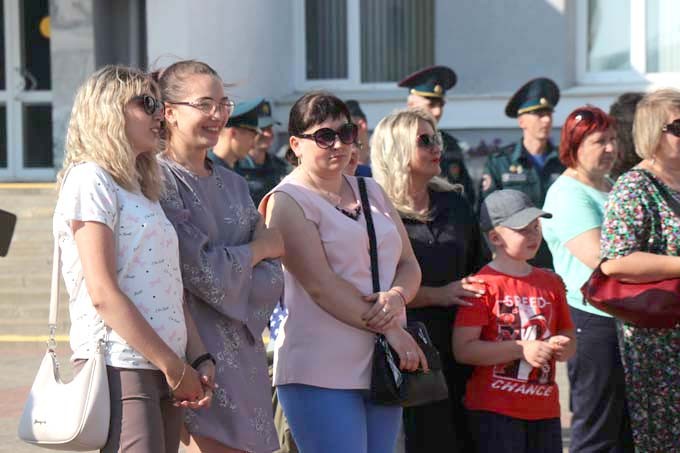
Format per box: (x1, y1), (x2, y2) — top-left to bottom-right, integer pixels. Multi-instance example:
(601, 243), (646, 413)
(479, 189), (552, 232)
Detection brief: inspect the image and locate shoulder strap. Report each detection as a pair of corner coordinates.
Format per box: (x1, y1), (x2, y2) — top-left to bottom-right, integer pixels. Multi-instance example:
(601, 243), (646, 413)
(50, 165), (116, 349)
(636, 169), (680, 217)
(358, 177), (380, 293)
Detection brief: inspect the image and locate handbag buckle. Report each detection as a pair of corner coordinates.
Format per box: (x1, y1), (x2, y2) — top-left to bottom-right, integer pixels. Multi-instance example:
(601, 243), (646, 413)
(47, 324), (58, 353)
(95, 338), (106, 353)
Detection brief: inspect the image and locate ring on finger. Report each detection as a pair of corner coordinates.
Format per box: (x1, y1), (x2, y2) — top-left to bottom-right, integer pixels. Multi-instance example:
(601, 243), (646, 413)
(381, 306), (388, 314)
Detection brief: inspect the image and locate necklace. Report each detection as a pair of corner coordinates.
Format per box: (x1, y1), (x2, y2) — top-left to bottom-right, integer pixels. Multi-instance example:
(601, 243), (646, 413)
(304, 171), (362, 221)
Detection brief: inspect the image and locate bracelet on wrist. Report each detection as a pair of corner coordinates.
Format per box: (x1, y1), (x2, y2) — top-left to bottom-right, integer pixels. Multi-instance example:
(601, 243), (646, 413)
(169, 363), (187, 393)
(390, 287), (408, 306)
(191, 353), (216, 370)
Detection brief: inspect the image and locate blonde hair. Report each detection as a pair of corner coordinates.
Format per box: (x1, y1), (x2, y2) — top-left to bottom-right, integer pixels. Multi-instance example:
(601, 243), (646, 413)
(371, 108), (456, 221)
(633, 88), (680, 159)
(58, 65), (162, 200)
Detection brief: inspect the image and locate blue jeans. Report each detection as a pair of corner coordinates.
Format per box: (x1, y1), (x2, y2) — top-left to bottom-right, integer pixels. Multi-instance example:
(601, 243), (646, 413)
(277, 383), (402, 453)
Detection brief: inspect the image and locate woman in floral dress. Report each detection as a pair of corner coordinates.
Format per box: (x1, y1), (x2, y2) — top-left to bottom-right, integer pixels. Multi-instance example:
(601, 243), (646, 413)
(600, 89), (680, 451)
(156, 60), (284, 453)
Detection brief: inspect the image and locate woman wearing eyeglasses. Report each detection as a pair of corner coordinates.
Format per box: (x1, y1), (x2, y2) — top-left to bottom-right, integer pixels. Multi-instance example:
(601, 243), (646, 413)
(541, 106), (634, 452)
(598, 89), (680, 451)
(54, 66), (212, 452)
(155, 60), (284, 453)
(370, 108), (485, 453)
(260, 92), (426, 453)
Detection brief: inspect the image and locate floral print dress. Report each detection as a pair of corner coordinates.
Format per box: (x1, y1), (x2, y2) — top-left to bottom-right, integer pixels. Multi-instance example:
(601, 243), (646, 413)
(158, 155), (283, 453)
(600, 169), (680, 451)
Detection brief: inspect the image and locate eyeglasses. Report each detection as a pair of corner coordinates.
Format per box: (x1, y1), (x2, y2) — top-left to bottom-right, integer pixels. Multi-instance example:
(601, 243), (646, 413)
(132, 95), (164, 116)
(662, 119), (680, 137)
(296, 123), (358, 149)
(416, 133), (443, 150)
(166, 98), (236, 116)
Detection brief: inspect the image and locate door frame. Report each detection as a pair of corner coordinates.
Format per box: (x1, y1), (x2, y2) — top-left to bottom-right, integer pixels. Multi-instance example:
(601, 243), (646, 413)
(0, 0), (54, 182)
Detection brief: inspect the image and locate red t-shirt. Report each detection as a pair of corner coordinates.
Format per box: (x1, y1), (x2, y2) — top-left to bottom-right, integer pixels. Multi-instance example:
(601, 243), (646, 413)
(455, 265), (574, 420)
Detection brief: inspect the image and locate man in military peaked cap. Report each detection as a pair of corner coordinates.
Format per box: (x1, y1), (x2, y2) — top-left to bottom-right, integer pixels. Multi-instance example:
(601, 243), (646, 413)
(209, 98), (263, 170)
(399, 65), (475, 204)
(235, 99), (291, 205)
(480, 77), (564, 268)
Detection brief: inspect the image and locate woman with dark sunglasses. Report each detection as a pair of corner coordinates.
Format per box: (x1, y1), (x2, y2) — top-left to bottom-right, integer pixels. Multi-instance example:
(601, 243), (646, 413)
(541, 106), (634, 452)
(597, 89), (680, 451)
(155, 60), (284, 453)
(53, 66), (212, 452)
(370, 108), (485, 453)
(260, 91), (426, 453)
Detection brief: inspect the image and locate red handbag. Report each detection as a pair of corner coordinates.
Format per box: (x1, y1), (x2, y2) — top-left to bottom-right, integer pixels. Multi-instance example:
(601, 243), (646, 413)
(581, 169), (680, 329)
(581, 261), (680, 328)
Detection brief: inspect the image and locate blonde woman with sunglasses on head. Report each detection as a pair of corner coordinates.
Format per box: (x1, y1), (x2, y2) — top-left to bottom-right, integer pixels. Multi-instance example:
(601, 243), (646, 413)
(155, 60), (284, 453)
(54, 65), (212, 453)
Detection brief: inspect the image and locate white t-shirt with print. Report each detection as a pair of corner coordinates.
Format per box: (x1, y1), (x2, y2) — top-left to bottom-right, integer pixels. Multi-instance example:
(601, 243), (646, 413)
(53, 162), (187, 369)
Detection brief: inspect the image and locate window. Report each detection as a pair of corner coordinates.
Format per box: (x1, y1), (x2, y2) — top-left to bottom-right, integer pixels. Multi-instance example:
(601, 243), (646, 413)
(0, 0), (54, 181)
(297, 0), (434, 88)
(579, 0), (680, 84)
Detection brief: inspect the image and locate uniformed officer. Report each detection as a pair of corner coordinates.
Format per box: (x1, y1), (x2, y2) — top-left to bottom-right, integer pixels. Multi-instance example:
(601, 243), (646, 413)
(209, 98), (263, 170)
(234, 99), (291, 205)
(480, 77), (564, 268)
(345, 99), (372, 177)
(398, 65), (475, 204)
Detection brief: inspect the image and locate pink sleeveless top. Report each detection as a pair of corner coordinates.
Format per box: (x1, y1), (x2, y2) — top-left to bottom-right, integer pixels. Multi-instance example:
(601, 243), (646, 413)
(261, 174), (403, 389)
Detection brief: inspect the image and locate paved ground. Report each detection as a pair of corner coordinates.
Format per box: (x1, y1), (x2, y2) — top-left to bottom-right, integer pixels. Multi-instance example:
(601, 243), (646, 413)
(1, 339), (572, 453)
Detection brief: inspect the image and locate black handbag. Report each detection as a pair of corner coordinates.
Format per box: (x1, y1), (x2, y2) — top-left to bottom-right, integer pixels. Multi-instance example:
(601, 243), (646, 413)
(357, 177), (449, 407)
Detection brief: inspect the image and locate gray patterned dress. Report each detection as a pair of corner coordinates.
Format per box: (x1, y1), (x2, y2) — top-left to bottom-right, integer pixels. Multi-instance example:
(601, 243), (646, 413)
(158, 154), (283, 453)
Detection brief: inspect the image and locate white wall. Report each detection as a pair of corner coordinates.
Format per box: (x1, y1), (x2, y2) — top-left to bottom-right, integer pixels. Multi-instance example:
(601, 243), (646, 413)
(145, 0), (642, 135)
(146, 0), (295, 103)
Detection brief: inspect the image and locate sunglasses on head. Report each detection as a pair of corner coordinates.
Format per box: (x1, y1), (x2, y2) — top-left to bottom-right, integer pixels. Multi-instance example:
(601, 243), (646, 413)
(572, 109), (595, 124)
(296, 123), (358, 149)
(416, 133), (443, 149)
(132, 95), (164, 116)
(662, 119), (680, 137)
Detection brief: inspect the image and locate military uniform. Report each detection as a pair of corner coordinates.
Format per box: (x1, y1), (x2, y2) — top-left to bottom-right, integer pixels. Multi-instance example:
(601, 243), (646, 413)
(235, 154), (290, 206)
(209, 98), (264, 171)
(441, 130), (475, 206)
(398, 65), (475, 204)
(480, 77), (563, 268)
(480, 141), (563, 208)
(232, 99), (291, 205)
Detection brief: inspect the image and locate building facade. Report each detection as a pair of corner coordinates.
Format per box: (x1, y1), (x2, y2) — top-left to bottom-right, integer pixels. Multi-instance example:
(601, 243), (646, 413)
(0, 0), (677, 181)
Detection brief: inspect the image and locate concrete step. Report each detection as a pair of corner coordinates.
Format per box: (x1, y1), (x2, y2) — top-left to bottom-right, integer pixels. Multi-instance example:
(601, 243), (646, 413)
(1, 186), (62, 336)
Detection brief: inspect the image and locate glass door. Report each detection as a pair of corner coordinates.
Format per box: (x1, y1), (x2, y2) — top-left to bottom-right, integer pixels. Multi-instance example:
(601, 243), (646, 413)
(0, 0), (53, 181)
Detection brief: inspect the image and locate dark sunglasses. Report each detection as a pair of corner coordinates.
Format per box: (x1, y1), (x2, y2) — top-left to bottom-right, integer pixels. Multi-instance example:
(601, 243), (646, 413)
(132, 95), (164, 116)
(297, 123), (358, 149)
(416, 133), (443, 149)
(662, 119), (680, 137)
(568, 109), (596, 142)
(572, 109), (595, 124)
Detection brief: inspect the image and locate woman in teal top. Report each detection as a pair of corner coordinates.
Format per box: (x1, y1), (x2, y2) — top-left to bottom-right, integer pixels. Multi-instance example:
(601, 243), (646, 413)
(542, 106), (633, 452)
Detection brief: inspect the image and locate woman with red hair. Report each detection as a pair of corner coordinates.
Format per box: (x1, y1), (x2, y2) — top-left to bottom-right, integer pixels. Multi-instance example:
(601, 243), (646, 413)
(541, 106), (634, 452)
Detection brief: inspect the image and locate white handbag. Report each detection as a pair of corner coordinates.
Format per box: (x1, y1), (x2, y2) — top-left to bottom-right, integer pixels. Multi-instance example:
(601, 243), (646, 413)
(17, 234), (111, 450)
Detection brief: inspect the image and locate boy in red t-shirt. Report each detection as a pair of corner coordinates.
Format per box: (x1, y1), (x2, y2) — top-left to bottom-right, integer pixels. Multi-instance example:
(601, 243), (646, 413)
(453, 189), (575, 453)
